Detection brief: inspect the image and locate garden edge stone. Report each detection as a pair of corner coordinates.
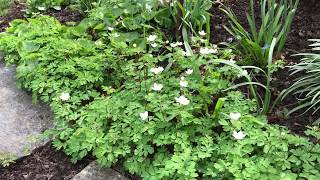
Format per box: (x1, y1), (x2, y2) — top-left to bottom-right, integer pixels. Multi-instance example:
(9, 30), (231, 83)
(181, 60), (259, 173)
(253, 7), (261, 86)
(72, 161), (129, 180)
(0, 56), (53, 159)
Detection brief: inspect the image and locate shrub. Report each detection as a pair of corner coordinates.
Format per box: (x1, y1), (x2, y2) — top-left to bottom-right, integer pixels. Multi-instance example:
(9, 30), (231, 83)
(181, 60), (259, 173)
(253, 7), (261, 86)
(283, 39), (320, 123)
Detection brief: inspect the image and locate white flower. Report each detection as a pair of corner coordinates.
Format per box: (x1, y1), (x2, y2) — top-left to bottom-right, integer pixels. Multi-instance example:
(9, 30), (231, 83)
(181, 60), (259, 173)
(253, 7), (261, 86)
(232, 131), (246, 140)
(165, 40), (169, 43)
(181, 50), (191, 57)
(107, 27), (114, 31)
(150, 67), (164, 75)
(175, 95), (190, 105)
(53, 6), (61, 10)
(170, 43), (178, 48)
(159, 0), (171, 5)
(60, 92), (70, 101)
(146, 4), (152, 12)
(238, 70), (248, 77)
(229, 59), (236, 64)
(139, 111), (148, 121)
(37, 6), (46, 11)
(186, 69), (193, 75)
(199, 30), (206, 36)
(176, 42), (183, 46)
(229, 112), (241, 121)
(151, 43), (158, 48)
(133, 43), (137, 47)
(113, 33), (120, 38)
(170, 42), (183, 48)
(200, 47), (217, 55)
(152, 83), (163, 91)
(179, 77), (188, 87)
(147, 35), (157, 42)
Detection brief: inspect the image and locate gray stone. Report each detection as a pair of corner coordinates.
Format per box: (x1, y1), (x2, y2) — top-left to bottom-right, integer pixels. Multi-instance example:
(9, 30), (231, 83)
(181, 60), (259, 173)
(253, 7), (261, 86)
(72, 161), (129, 180)
(0, 60), (53, 158)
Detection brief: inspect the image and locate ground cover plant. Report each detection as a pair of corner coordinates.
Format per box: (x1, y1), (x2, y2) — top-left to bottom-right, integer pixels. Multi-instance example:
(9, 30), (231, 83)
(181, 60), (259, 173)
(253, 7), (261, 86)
(0, 0), (320, 179)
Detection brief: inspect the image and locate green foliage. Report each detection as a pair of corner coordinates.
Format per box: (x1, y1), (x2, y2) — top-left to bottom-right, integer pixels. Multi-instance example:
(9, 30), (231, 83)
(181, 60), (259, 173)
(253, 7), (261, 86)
(0, 152), (16, 167)
(175, 0), (212, 45)
(85, 0), (175, 33)
(222, 0), (299, 68)
(283, 39), (320, 122)
(26, 0), (69, 12)
(0, 0), (12, 16)
(1, 14), (320, 180)
(74, 0), (101, 11)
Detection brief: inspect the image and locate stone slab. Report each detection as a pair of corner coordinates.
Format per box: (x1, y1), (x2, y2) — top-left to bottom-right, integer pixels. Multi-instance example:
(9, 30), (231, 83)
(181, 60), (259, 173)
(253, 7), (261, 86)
(72, 161), (129, 180)
(0, 60), (53, 158)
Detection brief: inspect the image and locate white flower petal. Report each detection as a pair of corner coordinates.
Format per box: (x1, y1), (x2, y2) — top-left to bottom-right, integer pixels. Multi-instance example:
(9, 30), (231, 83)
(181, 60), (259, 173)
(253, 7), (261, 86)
(186, 69), (193, 75)
(139, 111), (148, 121)
(199, 30), (206, 36)
(175, 95), (190, 105)
(179, 78), (188, 87)
(232, 131), (246, 140)
(200, 47), (217, 55)
(238, 70), (248, 77)
(229, 112), (241, 121)
(150, 67), (164, 75)
(151, 43), (158, 48)
(60, 92), (70, 101)
(152, 83), (163, 91)
(147, 35), (157, 42)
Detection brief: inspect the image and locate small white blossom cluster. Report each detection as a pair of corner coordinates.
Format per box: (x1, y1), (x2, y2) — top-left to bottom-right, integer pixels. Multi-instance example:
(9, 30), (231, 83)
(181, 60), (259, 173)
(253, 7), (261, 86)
(60, 92), (70, 101)
(199, 30), (206, 36)
(200, 47), (217, 55)
(228, 112), (247, 140)
(150, 66), (164, 75)
(170, 42), (183, 48)
(147, 35), (159, 48)
(140, 67), (194, 120)
(238, 70), (248, 77)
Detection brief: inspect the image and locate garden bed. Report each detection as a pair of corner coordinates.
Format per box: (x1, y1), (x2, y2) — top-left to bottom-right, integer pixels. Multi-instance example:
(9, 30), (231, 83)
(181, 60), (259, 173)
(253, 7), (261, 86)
(0, 0), (320, 179)
(211, 0), (320, 134)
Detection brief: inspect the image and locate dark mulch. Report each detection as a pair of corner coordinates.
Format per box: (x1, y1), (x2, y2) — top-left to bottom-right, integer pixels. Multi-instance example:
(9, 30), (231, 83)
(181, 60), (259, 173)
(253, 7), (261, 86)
(0, 2), (83, 33)
(43, 8), (84, 24)
(0, 1), (25, 32)
(0, 142), (93, 180)
(211, 0), (320, 134)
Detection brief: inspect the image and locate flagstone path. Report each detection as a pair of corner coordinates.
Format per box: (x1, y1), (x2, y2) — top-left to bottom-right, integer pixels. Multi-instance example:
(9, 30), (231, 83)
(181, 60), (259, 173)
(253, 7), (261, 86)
(0, 60), (52, 158)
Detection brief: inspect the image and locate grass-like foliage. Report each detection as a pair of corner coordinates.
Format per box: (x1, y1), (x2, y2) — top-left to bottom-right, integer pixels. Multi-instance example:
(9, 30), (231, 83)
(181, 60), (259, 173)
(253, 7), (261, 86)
(222, 0), (299, 68)
(283, 39), (320, 122)
(1, 15), (320, 179)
